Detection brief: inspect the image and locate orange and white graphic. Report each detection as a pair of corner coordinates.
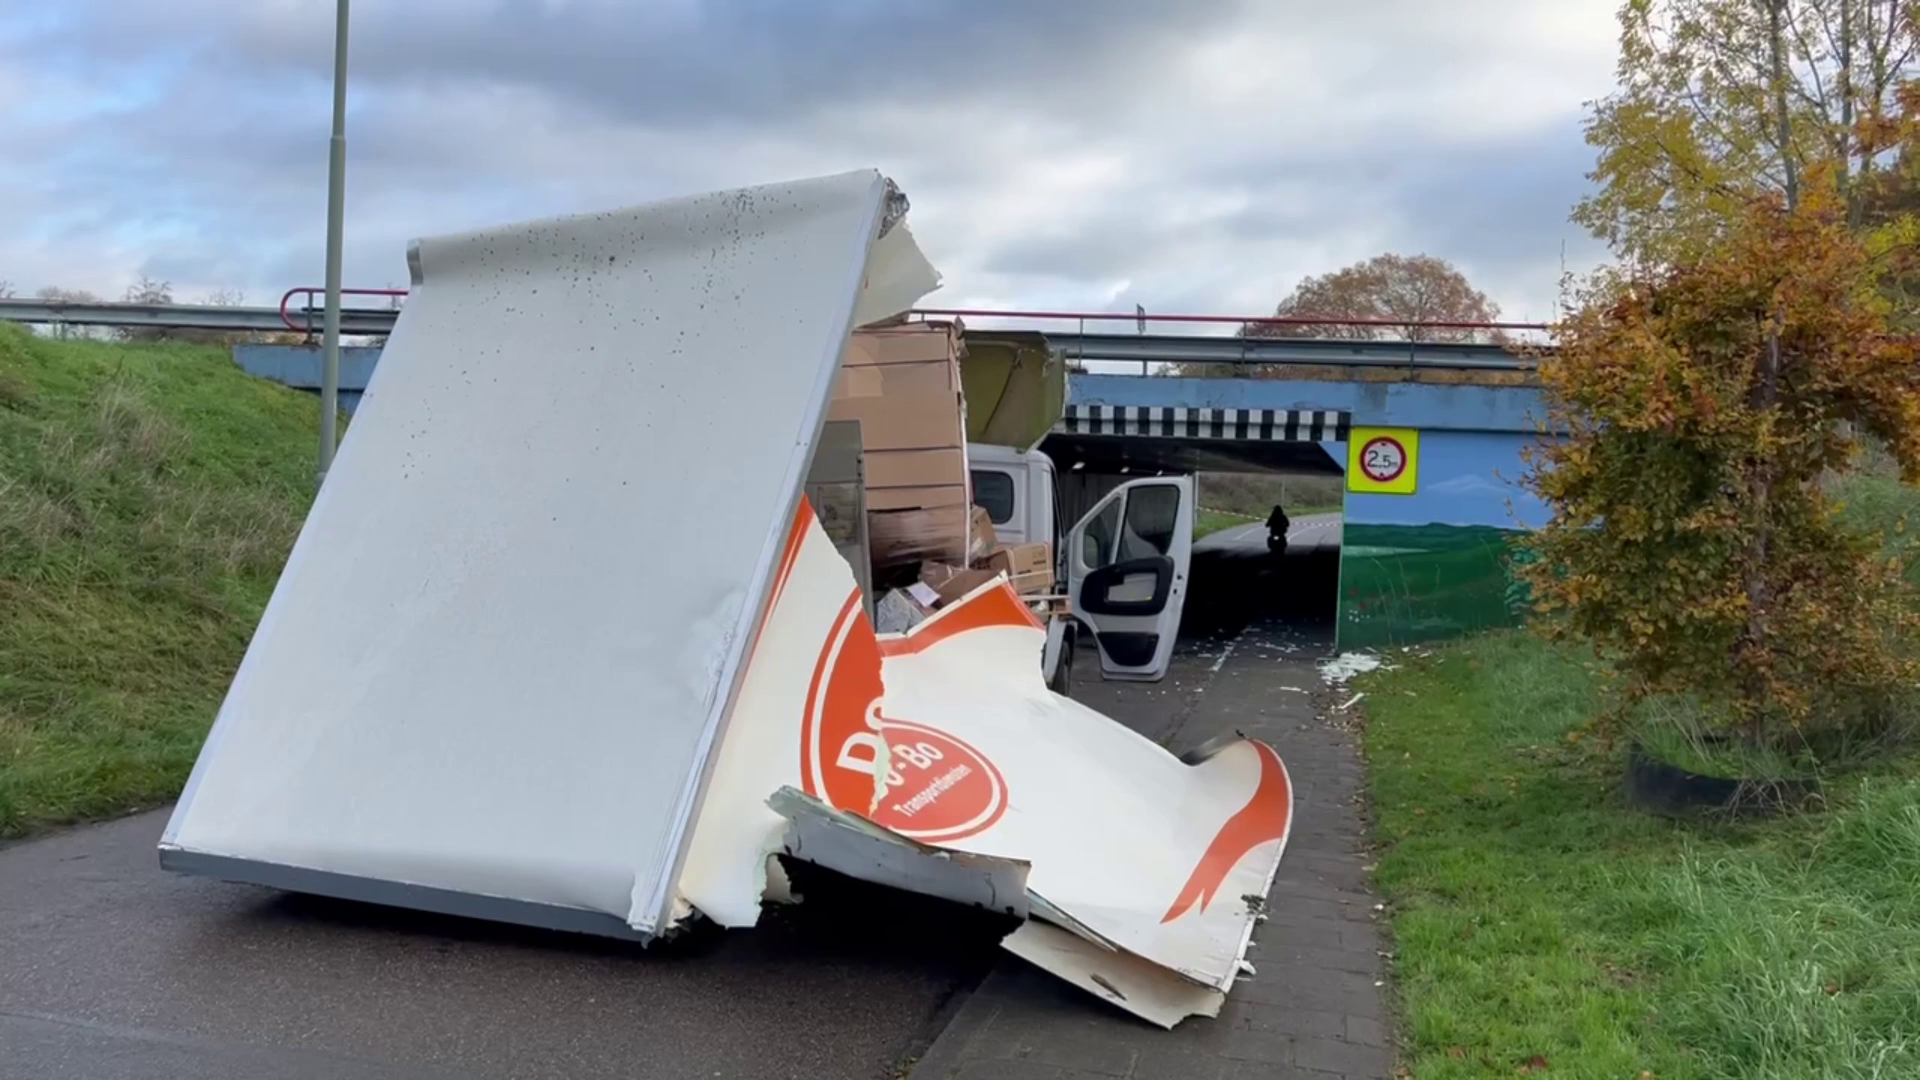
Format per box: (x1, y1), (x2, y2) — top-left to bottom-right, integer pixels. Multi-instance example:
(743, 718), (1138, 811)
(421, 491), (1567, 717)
(677, 500), (1294, 1025)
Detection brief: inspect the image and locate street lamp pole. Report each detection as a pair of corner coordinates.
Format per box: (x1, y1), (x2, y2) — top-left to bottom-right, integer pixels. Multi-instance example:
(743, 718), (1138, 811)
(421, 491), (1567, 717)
(318, 0), (351, 485)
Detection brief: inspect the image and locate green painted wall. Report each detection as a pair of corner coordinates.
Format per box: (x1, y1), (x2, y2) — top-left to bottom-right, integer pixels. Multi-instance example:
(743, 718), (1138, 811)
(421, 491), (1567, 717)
(1336, 523), (1531, 650)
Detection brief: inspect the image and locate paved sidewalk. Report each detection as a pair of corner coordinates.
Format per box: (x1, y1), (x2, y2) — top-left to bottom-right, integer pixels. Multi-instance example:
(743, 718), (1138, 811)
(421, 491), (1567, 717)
(909, 627), (1394, 1080)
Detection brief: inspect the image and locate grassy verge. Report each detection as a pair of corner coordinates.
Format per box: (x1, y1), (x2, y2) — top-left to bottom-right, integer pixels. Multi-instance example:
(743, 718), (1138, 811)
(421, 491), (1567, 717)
(1195, 508), (1256, 539)
(1360, 631), (1920, 1079)
(0, 325), (316, 837)
(1195, 505), (1344, 540)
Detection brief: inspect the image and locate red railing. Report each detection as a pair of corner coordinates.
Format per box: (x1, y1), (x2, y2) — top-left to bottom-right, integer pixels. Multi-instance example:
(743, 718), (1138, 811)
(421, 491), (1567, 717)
(279, 288), (1552, 336)
(278, 286), (410, 333)
(909, 307), (1552, 333)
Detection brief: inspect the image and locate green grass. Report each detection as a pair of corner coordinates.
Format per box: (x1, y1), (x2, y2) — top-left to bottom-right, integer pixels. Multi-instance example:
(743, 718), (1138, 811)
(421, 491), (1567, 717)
(1195, 508), (1256, 539)
(1833, 468), (1920, 588)
(1194, 505), (1343, 540)
(0, 325), (318, 837)
(1361, 632), (1920, 1079)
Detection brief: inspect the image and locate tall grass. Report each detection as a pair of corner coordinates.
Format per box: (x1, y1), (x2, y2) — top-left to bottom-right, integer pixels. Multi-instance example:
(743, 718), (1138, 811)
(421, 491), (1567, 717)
(1365, 631), (1920, 1079)
(0, 324), (317, 836)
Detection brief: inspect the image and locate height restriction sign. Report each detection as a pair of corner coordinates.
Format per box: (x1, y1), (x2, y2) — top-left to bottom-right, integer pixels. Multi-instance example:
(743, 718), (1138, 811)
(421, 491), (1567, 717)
(1346, 427), (1420, 495)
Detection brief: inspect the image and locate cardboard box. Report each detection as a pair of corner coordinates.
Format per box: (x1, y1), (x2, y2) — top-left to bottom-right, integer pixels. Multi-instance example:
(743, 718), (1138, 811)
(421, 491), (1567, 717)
(864, 448), (967, 491)
(967, 505), (997, 564)
(869, 505), (968, 568)
(866, 483), (967, 512)
(985, 542), (1051, 580)
(828, 331), (967, 454)
(827, 387), (964, 453)
(919, 561), (1001, 606)
(843, 322), (961, 366)
(1005, 570), (1052, 596)
(831, 323), (973, 569)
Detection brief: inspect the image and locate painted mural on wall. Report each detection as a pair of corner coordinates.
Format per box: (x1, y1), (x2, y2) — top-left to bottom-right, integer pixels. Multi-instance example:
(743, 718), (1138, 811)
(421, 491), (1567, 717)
(1336, 430), (1545, 650)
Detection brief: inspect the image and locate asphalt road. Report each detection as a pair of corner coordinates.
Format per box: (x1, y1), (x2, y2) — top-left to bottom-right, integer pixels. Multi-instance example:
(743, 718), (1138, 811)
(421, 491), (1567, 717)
(0, 812), (1009, 1080)
(1194, 511), (1343, 554)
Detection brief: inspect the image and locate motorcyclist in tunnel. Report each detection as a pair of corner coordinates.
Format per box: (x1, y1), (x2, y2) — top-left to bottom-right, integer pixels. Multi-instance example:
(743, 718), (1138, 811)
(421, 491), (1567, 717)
(1265, 502), (1291, 555)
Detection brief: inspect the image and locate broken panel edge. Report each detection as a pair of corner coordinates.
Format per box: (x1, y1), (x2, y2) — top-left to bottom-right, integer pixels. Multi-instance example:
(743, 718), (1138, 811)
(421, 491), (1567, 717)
(157, 847), (655, 943)
(1002, 919), (1226, 1029)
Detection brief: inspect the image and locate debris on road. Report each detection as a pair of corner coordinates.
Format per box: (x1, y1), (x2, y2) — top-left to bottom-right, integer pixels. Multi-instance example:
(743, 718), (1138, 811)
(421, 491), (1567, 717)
(1318, 651), (1394, 684)
(158, 170), (1294, 1030)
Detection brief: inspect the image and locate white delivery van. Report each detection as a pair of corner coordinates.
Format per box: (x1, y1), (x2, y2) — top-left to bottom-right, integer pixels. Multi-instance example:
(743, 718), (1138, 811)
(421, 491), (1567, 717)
(967, 443), (1195, 694)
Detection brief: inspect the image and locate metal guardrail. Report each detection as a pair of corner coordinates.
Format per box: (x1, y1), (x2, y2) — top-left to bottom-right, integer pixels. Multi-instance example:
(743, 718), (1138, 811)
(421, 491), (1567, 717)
(0, 298), (1537, 371)
(0, 298), (398, 336)
(1050, 332), (1532, 371)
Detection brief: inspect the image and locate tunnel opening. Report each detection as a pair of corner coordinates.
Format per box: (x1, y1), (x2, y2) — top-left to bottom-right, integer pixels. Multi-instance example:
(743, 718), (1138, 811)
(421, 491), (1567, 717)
(1183, 464), (1345, 641)
(1038, 426), (1348, 647)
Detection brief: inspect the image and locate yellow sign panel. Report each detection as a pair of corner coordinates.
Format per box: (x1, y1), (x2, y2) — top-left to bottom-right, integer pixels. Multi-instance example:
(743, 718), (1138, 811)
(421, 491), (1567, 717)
(1347, 427), (1420, 495)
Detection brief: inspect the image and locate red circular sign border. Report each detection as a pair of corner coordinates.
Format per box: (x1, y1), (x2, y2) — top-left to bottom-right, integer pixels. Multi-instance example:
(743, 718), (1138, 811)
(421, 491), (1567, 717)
(1358, 435), (1408, 484)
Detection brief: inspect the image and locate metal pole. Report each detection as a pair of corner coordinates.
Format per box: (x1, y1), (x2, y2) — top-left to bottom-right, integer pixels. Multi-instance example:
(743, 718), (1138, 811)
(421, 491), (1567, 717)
(318, 0), (350, 485)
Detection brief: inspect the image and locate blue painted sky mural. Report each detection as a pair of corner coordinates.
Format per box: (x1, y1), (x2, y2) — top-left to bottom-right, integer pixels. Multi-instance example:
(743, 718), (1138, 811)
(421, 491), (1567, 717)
(1343, 430), (1547, 530)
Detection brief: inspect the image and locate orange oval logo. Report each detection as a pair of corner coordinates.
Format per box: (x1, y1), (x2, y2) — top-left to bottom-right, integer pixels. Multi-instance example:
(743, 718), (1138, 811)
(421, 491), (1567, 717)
(799, 591), (1008, 843)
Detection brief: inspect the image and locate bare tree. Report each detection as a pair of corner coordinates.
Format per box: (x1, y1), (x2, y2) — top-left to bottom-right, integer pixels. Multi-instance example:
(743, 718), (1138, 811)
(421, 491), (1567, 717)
(117, 277), (178, 342)
(34, 286), (105, 339)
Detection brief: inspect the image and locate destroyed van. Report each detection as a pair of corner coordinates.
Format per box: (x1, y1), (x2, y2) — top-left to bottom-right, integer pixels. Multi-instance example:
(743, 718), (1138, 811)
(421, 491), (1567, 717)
(160, 171), (1278, 1029)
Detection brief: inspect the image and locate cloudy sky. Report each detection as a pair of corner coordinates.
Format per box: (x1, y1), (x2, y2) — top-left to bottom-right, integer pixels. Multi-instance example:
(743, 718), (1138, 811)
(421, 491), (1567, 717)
(2, 0), (1623, 325)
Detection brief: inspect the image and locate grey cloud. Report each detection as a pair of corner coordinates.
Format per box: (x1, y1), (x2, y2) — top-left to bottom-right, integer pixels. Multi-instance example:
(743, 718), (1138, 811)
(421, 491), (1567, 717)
(43, 0), (1243, 129)
(0, 0), (1619, 319)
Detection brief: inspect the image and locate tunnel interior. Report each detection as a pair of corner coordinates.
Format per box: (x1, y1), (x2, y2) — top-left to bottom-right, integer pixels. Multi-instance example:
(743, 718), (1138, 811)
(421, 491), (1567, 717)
(1039, 432), (1348, 644)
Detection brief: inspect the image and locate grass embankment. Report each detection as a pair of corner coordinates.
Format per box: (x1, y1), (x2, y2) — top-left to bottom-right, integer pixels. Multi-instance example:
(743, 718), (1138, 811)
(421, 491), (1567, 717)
(0, 325), (315, 837)
(1362, 626), (1920, 1079)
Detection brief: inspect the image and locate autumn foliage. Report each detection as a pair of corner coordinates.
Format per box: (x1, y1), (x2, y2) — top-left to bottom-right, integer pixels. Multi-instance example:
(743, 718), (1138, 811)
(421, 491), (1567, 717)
(1238, 253), (1504, 343)
(1521, 185), (1920, 742)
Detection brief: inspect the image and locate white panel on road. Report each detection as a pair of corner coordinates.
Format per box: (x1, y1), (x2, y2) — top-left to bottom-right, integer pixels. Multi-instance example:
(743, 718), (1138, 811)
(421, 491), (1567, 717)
(161, 170), (939, 934)
(678, 502), (1293, 1025)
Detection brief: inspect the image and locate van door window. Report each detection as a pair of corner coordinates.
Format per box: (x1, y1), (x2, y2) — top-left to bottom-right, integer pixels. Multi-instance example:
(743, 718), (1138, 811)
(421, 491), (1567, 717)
(970, 469), (1017, 525)
(1118, 484), (1179, 561)
(1081, 499), (1122, 568)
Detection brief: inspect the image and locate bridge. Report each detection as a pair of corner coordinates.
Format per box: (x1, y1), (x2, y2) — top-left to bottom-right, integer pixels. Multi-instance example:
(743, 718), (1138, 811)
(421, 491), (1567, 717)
(1, 296), (1552, 649)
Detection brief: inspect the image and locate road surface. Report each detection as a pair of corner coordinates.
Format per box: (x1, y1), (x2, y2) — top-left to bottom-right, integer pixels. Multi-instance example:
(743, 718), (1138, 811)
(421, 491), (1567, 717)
(0, 814), (1006, 1079)
(1195, 512), (1342, 554)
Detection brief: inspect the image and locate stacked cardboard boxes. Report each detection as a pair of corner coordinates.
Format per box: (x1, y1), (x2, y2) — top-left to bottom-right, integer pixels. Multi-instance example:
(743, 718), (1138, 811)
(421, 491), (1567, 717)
(918, 506), (1055, 607)
(828, 321), (975, 568)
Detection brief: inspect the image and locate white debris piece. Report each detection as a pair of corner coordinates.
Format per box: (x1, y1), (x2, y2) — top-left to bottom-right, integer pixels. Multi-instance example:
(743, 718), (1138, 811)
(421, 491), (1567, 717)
(158, 168), (933, 938)
(1317, 652), (1394, 685)
(873, 589), (929, 634)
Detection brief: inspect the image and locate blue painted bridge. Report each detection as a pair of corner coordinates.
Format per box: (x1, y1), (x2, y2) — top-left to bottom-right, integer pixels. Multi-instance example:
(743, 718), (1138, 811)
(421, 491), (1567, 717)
(236, 334), (1550, 648)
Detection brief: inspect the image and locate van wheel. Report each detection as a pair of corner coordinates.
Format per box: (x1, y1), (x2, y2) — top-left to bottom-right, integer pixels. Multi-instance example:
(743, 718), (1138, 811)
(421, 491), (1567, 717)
(1048, 629), (1075, 698)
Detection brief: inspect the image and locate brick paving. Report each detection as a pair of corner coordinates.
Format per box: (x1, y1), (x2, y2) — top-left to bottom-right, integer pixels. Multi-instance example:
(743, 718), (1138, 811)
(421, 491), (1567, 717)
(908, 625), (1394, 1080)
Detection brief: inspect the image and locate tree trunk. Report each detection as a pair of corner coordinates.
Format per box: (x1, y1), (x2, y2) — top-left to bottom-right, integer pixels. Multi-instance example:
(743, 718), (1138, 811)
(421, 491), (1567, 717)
(1768, 0), (1801, 209)
(1840, 0), (1858, 225)
(1741, 322), (1785, 744)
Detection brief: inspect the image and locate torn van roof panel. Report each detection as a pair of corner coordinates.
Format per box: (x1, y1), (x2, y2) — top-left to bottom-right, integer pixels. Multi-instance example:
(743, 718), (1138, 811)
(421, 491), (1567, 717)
(160, 170), (939, 935)
(678, 500), (1293, 1025)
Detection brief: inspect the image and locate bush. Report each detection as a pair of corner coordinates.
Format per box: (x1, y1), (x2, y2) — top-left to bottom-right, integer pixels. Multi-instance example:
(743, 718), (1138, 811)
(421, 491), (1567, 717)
(1520, 186), (1920, 747)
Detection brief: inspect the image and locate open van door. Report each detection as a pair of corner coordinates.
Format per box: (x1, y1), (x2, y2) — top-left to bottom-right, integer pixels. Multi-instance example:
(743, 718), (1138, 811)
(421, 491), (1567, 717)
(1065, 476), (1194, 682)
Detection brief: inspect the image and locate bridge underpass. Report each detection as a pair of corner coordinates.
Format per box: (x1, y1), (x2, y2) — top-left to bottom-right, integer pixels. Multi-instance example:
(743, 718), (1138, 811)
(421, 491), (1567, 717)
(1038, 403), (1352, 643)
(1052, 344), (1549, 651)
(213, 332), (1543, 650)
(0, 295), (1550, 650)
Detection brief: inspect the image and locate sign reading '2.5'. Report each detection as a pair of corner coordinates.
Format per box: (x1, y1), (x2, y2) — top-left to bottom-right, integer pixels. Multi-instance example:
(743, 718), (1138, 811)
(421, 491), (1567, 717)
(1346, 427), (1420, 495)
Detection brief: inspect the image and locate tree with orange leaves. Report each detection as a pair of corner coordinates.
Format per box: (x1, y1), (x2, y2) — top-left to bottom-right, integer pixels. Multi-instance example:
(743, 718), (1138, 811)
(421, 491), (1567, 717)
(1522, 179), (1920, 743)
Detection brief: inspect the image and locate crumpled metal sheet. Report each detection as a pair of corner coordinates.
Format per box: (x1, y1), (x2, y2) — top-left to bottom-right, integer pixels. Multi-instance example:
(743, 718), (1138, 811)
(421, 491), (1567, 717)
(677, 501), (1293, 1026)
